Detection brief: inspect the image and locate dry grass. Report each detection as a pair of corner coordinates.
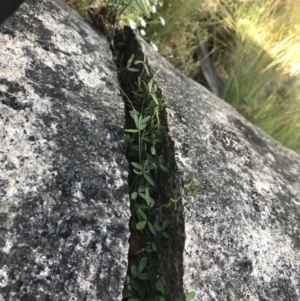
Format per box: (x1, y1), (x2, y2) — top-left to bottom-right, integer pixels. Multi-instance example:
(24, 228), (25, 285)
(147, 0), (300, 154)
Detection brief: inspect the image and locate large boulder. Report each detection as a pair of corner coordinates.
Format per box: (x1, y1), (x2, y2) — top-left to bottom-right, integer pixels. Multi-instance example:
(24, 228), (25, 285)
(1, 0), (300, 300)
(0, 0), (129, 300)
(132, 36), (300, 300)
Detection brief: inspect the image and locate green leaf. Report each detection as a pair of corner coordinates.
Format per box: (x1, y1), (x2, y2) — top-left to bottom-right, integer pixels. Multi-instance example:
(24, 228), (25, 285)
(162, 220), (170, 230)
(148, 196), (155, 208)
(154, 222), (161, 231)
(127, 67), (139, 72)
(139, 123), (147, 130)
(152, 241), (157, 251)
(160, 164), (168, 172)
(156, 281), (165, 295)
(131, 162), (143, 170)
(144, 174), (155, 186)
(131, 265), (138, 277)
(151, 145), (156, 155)
(138, 273), (151, 280)
(138, 186), (146, 193)
(138, 192), (147, 201)
(132, 117), (139, 130)
(186, 291), (196, 301)
(148, 79), (154, 94)
(145, 187), (155, 207)
(138, 257), (147, 274)
(142, 136), (152, 143)
(131, 192), (138, 200)
(157, 155), (164, 163)
(142, 116), (151, 123)
(126, 54), (135, 68)
(145, 187), (150, 201)
(137, 208), (148, 221)
(162, 231), (170, 239)
(131, 279), (139, 291)
(136, 221), (147, 230)
(128, 298), (140, 301)
(151, 93), (159, 105)
(148, 222), (156, 235)
(125, 129), (139, 133)
(137, 115), (143, 130)
(134, 204), (150, 210)
(130, 110), (140, 116)
(130, 111), (140, 130)
(134, 56), (149, 75)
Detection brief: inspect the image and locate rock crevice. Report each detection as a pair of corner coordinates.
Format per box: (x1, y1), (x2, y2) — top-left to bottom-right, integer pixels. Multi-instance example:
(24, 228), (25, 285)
(1, 1), (300, 301)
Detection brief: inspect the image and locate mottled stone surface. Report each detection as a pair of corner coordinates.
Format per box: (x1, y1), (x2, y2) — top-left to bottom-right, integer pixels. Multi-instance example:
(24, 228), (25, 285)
(137, 37), (300, 300)
(0, 1), (129, 300)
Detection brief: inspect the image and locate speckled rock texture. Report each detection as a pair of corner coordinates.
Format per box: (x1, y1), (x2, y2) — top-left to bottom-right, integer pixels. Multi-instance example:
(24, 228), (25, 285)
(0, 1), (129, 300)
(135, 36), (300, 300)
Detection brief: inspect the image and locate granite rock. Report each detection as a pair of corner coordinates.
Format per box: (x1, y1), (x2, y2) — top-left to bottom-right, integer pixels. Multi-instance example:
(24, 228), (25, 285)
(1, 0), (300, 299)
(135, 36), (300, 300)
(0, 1), (129, 300)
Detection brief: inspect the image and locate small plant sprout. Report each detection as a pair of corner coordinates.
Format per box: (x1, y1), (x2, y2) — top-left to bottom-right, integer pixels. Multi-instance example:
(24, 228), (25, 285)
(176, 291), (196, 301)
(159, 182), (199, 210)
(125, 54), (140, 72)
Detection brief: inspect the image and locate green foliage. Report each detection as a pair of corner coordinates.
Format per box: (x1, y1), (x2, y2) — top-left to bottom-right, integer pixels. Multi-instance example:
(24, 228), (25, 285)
(122, 53), (196, 300)
(66, 0), (160, 28)
(159, 182), (198, 211)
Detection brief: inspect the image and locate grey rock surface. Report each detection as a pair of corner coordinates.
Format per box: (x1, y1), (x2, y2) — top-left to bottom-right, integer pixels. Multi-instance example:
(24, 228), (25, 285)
(0, 1), (129, 300)
(137, 37), (300, 300)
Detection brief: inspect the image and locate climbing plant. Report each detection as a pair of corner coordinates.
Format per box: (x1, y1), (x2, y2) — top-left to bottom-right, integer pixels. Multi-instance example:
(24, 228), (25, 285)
(119, 51), (196, 300)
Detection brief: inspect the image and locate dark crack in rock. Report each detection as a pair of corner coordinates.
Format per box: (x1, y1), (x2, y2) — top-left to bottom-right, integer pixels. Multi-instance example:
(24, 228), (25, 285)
(136, 36), (300, 300)
(0, 0), (129, 300)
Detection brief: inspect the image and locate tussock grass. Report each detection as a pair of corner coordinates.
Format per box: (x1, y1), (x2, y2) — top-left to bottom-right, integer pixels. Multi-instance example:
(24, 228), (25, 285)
(147, 0), (300, 154)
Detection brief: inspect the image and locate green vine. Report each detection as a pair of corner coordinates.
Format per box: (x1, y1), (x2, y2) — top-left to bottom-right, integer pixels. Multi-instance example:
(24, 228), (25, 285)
(118, 52), (196, 301)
